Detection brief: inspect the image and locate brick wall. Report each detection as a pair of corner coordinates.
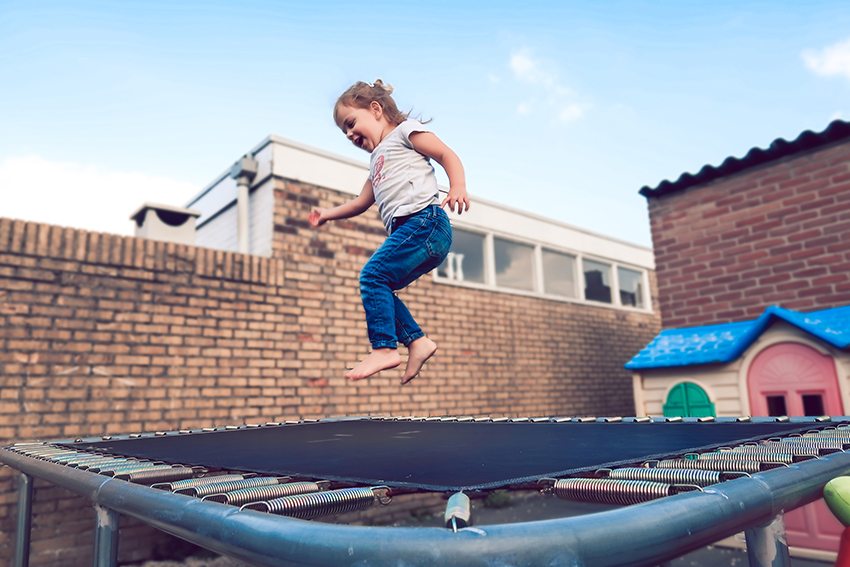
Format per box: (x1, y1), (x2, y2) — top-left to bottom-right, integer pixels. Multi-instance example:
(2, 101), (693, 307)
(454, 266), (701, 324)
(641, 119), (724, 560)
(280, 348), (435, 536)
(272, 177), (660, 416)
(0, 177), (659, 565)
(647, 140), (850, 328)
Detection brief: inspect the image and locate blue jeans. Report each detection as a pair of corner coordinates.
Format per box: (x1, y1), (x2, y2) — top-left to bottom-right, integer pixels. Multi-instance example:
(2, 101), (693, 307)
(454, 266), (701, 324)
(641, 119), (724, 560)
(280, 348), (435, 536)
(360, 205), (452, 349)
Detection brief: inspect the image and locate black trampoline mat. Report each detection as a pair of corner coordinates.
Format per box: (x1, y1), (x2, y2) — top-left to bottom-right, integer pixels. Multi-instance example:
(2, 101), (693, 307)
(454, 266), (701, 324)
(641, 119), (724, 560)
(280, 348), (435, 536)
(64, 419), (832, 491)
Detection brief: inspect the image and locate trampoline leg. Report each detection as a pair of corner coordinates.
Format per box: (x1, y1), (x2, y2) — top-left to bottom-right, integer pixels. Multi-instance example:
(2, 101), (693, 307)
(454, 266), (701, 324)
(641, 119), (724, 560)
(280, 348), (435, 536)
(93, 504), (119, 567)
(14, 473), (33, 567)
(744, 513), (791, 567)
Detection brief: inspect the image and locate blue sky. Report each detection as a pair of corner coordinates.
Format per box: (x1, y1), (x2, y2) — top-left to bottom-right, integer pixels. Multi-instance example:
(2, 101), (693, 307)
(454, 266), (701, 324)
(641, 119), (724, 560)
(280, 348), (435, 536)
(2, 1), (849, 247)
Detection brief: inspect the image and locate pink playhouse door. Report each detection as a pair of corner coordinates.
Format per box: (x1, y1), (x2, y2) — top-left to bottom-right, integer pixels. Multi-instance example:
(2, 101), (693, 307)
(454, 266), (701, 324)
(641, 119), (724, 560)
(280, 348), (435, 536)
(748, 342), (845, 553)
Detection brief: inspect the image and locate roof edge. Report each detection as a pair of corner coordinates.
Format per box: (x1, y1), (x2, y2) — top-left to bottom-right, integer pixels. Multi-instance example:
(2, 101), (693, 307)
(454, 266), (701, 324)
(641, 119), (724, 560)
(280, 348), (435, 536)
(640, 120), (850, 198)
(625, 304), (850, 370)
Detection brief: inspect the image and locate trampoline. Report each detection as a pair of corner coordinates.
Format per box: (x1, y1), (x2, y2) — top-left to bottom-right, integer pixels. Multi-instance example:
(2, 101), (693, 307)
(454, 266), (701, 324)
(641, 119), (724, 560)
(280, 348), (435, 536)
(4, 415), (850, 567)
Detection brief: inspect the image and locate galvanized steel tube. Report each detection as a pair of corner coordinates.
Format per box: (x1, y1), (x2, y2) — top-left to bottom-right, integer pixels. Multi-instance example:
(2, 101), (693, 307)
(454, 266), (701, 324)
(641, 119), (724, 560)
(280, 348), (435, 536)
(13, 473), (32, 567)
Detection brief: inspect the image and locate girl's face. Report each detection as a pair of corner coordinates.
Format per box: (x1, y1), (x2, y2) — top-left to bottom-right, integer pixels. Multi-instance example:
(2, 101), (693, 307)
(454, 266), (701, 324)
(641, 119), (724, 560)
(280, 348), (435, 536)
(335, 102), (391, 153)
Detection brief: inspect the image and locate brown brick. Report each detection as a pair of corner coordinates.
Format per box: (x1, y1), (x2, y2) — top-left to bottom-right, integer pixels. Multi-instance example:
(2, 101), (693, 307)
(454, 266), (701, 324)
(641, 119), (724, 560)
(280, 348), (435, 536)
(649, 139), (850, 326)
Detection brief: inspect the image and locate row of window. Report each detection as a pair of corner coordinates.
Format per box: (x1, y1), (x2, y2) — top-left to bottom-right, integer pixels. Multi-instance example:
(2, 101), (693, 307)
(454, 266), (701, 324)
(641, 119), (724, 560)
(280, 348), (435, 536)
(434, 227), (648, 310)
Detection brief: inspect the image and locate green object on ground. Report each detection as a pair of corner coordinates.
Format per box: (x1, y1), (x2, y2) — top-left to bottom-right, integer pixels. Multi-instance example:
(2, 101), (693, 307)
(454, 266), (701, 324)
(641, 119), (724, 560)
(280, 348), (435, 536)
(824, 476), (850, 527)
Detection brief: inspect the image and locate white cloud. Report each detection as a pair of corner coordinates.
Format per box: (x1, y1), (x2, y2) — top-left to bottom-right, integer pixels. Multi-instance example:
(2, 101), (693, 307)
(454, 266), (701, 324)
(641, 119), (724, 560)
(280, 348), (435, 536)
(559, 104), (585, 123)
(509, 48), (556, 87)
(507, 47), (589, 123)
(803, 37), (850, 80)
(0, 155), (200, 235)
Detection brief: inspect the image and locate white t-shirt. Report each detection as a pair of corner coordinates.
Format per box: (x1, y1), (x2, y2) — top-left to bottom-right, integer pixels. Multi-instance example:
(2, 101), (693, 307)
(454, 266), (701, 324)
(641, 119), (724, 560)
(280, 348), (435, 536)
(369, 119), (440, 233)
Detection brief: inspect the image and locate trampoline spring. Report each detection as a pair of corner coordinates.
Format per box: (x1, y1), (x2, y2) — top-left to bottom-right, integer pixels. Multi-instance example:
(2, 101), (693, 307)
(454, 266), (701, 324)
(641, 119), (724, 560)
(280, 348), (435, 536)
(19, 447), (68, 458)
(732, 444), (821, 458)
(88, 460), (148, 473)
(777, 435), (843, 443)
(769, 440), (845, 454)
(600, 467), (722, 487)
(656, 459), (782, 473)
(176, 476), (285, 497)
(203, 481), (326, 505)
(243, 486), (390, 519)
(549, 478), (699, 506)
(53, 454), (117, 466)
(47, 452), (97, 462)
(811, 435), (849, 443)
(101, 464), (176, 477)
(76, 458), (132, 470)
(697, 452), (795, 464)
(55, 453), (108, 462)
(116, 466), (196, 484)
(152, 474), (248, 492)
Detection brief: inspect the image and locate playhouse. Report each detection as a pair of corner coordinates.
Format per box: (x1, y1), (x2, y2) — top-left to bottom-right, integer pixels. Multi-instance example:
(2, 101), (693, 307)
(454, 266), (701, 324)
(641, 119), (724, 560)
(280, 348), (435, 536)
(628, 304), (850, 557)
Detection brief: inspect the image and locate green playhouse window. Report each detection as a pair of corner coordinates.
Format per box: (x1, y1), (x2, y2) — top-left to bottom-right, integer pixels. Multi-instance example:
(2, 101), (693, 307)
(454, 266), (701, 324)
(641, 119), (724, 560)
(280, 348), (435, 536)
(663, 382), (716, 418)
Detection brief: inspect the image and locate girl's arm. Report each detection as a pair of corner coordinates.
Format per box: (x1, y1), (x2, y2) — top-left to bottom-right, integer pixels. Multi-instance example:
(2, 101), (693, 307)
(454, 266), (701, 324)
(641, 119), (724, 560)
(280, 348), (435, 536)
(309, 179), (376, 227)
(408, 132), (470, 214)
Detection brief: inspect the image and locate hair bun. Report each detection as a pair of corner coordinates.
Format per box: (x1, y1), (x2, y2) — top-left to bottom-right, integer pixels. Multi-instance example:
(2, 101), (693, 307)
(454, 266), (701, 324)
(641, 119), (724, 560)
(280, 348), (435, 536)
(370, 79), (393, 94)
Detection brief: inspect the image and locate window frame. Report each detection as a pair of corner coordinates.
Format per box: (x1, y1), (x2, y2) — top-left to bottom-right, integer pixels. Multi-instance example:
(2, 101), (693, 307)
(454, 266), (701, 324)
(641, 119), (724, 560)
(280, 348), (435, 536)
(432, 225), (652, 313)
(492, 235), (538, 292)
(616, 265), (646, 309)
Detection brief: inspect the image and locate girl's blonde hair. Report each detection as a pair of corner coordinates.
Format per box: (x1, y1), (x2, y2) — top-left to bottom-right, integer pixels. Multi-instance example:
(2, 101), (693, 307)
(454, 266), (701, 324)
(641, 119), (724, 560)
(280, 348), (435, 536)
(334, 79), (412, 126)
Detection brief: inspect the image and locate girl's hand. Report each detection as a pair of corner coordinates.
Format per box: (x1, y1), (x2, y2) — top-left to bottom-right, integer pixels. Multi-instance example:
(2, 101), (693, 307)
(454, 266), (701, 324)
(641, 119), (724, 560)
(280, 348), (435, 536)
(308, 208), (328, 227)
(441, 186), (470, 215)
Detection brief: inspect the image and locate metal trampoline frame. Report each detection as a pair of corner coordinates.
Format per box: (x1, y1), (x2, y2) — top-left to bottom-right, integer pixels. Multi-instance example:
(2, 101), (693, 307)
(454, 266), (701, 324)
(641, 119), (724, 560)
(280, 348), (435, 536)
(4, 416), (850, 567)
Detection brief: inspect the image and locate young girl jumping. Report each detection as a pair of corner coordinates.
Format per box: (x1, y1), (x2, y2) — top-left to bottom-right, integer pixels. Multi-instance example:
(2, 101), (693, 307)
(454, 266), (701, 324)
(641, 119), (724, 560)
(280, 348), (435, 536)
(308, 80), (469, 384)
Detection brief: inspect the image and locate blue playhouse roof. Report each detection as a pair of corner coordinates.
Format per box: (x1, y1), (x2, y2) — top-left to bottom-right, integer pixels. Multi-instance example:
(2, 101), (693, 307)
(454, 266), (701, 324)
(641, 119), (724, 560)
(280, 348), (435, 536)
(625, 305), (850, 370)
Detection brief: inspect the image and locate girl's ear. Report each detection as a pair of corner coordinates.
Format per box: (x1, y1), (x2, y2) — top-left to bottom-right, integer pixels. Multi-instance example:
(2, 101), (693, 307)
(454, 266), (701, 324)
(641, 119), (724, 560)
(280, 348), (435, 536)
(370, 100), (383, 119)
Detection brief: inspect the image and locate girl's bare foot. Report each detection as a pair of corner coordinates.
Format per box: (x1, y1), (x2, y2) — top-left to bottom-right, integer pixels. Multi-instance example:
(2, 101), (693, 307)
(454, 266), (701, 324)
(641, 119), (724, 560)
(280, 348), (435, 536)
(345, 348), (401, 381)
(401, 337), (437, 385)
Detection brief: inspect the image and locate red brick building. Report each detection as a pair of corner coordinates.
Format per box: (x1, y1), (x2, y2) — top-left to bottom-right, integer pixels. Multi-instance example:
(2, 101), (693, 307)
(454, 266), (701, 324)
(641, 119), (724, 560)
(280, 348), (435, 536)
(642, 120), (850, 329)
